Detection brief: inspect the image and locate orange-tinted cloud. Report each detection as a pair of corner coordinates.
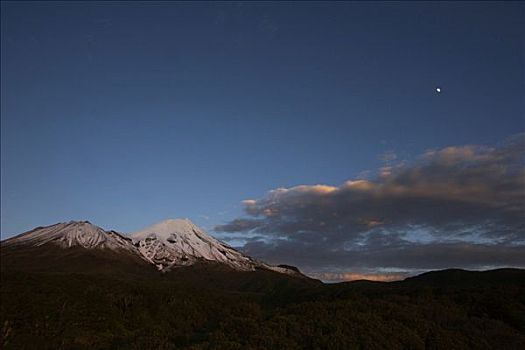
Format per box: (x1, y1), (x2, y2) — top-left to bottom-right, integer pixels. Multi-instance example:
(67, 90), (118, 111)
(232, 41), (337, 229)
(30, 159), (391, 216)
(309, 272), (408, 282)
(215, 133), (525, 273)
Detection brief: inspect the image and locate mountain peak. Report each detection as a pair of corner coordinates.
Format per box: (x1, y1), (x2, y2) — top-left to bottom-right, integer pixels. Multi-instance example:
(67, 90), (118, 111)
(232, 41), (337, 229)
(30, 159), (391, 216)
(2, 221), (133, 251)
(67, 220), (92, 225)
(128, 219), (306, 277)
(147, 218), (195, 231)
(130, 218), (201, 242)
(130, 219), (256, 271)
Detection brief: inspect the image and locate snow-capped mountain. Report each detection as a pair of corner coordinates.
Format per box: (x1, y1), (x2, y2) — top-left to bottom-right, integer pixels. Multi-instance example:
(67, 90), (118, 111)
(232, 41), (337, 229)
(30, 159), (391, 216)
(1, 219), (304, 277)
(2, 221), (135, 251)
(130, 219), (257, 271)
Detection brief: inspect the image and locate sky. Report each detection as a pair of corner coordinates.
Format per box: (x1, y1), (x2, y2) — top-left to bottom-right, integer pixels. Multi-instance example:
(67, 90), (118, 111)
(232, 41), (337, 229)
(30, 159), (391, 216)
(1, 2), (524, 280)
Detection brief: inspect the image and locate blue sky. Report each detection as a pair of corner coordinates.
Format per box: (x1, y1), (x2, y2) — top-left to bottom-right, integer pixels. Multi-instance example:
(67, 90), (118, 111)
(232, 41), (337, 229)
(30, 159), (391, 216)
(1, 0), (524, 268)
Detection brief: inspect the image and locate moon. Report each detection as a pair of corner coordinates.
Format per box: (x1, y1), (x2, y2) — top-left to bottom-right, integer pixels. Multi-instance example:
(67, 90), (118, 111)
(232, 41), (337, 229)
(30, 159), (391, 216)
(436, 87), (442, 93)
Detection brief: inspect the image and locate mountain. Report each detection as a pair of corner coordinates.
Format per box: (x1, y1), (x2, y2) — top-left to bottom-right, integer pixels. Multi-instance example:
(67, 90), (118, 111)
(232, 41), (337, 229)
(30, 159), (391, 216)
(0, 219), (305, 278)
(130, 219), (302, 276)
(2, 221), (135, 251)
(130, 219), (257, 271)
(0, 221), (152, 275)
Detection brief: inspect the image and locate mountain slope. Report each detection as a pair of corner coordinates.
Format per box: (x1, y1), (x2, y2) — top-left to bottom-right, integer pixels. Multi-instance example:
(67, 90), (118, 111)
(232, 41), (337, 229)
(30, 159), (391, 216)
(0, 221), (152, 275)
(2, 221), (135, 251)
(130, 219), (305, 277)
(130, 219), (257, 271)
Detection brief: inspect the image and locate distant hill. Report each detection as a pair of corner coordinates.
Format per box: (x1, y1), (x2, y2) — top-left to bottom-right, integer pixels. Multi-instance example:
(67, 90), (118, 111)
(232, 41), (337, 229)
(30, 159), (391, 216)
(403, 268), (525, 287)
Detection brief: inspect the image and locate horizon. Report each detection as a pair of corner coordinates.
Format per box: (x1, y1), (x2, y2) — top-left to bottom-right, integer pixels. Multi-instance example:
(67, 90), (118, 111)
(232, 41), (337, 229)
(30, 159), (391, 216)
(2, 1), (524, 281)
(3, 217), (521, 283)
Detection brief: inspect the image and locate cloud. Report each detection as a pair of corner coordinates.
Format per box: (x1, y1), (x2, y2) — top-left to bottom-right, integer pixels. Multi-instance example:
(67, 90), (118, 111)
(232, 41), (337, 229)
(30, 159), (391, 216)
(378, 150), (398, 163)
(216, 134), (525, 275)
(309, 272), (410, 283)
(241, 238), (525, 272)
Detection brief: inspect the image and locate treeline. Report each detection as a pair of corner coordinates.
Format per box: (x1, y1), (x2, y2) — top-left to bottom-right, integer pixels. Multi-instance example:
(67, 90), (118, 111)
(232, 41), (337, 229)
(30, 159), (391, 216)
(1, 270), (524, 349)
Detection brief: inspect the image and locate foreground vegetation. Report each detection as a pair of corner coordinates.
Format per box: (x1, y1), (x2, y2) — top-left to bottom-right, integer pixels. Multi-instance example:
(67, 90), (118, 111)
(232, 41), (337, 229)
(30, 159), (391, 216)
(1, 268), (524, 349)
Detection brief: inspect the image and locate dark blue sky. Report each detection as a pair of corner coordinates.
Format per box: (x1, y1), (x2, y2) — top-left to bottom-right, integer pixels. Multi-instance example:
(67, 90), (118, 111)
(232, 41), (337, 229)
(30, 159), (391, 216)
(1, 1), (524, 239)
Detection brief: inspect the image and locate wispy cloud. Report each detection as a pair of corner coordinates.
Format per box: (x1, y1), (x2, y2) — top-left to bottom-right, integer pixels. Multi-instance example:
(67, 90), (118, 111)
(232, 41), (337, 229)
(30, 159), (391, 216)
(378, 150), (398, 163)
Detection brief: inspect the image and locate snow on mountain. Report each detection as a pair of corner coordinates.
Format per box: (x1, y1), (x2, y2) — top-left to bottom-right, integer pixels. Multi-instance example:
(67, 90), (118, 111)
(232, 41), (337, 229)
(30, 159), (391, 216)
(2, 221), (135, 251)
(130, 219), (258, 271)
(1, 219), (305, 277)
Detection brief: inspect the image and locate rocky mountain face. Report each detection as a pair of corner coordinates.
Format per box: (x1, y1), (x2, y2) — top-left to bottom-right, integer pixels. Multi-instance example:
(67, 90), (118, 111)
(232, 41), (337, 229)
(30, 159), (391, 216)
(2, 221), (134, 251)
(1, 219), (305, 278)
(130, 219), (258, 271)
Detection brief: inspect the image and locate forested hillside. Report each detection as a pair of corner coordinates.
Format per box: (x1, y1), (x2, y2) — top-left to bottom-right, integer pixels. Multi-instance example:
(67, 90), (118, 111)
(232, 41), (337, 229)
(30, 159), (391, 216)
(2, 268), (524, 349)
